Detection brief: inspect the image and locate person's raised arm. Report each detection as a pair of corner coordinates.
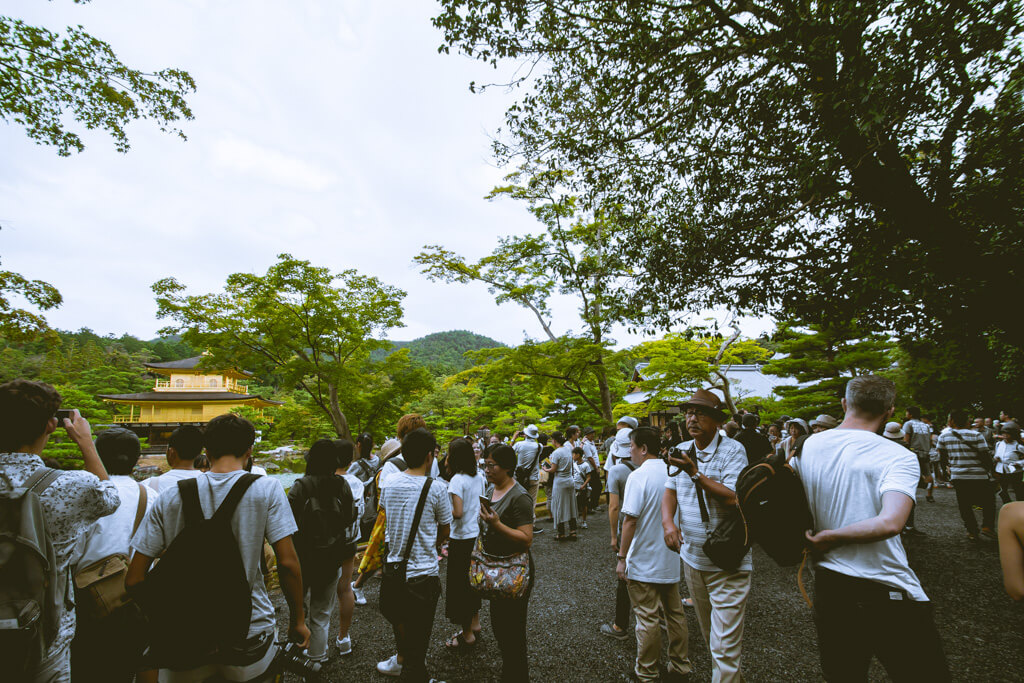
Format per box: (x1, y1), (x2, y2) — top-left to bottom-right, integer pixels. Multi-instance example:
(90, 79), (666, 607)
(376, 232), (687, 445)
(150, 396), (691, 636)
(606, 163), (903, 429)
(998, 502), (1024, 601)
(272, 535), (310, 647)
(661, 487), (682, 552)
(62, 410), (109, 481)
(806, 491), (913, 552)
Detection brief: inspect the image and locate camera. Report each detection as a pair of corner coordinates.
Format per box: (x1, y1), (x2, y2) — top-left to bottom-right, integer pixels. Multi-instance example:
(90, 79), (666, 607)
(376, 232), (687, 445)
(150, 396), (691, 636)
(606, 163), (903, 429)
(54, 409), (74, 427)
(275, 641), (322, 679)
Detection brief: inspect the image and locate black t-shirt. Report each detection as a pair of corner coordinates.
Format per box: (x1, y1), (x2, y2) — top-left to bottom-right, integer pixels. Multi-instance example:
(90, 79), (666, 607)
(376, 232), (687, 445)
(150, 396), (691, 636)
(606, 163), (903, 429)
(482, 482), (533, 556)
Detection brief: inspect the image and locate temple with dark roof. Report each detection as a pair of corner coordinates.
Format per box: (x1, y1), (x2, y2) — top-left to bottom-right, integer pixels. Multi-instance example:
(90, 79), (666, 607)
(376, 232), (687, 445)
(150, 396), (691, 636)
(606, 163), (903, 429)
(99, 355), (282, 442)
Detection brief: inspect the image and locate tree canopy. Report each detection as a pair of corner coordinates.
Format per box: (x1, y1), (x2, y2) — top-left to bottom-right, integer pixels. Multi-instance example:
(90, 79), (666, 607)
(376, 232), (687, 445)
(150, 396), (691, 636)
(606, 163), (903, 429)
(153, 254), (412, 440)
(1, 2), (195, 155)
(433, 1), (1024, 390)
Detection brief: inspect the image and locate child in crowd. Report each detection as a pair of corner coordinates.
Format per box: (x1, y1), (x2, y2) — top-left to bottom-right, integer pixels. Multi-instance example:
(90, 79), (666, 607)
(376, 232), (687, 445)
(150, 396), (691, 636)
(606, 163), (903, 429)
(572, 446), (592, 529)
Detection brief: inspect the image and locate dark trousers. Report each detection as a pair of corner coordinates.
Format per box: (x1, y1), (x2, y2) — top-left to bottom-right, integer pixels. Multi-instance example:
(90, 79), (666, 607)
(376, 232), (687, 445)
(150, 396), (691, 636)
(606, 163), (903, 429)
(614, 577), (631, 630)
(383, 574), (440, 682)
(71, 600), (146, 683)
(445, 538), (481, 625)
(952, 479), (996, 533)
(997, 471), (1024, 504)
(814, 568), (949, 682)
(490, 595), (530, 682)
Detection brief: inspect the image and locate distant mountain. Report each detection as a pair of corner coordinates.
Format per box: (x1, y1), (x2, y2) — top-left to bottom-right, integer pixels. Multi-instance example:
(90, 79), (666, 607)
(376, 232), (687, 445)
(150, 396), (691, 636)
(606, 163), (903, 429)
(372, 330), (504, 375)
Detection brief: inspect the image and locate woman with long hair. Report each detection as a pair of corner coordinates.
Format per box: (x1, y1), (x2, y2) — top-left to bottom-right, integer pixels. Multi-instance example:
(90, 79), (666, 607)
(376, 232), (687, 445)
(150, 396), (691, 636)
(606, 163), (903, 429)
(542, 431), (578, 540)
(288, 439), (354, 663)
(443, 438), (486, 650)
(481, 444), (535, 680)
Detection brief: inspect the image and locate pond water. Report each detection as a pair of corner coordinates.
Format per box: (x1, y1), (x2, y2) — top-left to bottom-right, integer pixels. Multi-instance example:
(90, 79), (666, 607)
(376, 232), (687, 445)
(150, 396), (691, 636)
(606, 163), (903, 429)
(269, 472), (302, 490)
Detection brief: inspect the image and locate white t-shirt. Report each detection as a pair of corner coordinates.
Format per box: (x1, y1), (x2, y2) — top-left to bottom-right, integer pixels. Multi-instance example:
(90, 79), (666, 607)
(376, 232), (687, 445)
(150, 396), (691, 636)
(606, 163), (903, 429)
(793, 429), (927, 601)
(994, 441), (1024, 474)
(342, 473), (365, 543)
(73, 475), (155, 571)
(132, 470), (298, 636)
(142, 468), (200, 497)
(621, 458), (679, 584)
(379, 456), (441, 490)
(381, 472), (453, 578)
(448, 472), (486, 540)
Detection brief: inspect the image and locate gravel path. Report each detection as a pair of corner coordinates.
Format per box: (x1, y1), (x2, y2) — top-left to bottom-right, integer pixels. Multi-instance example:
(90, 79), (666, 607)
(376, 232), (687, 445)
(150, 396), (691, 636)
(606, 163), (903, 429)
(273, 487), (1023, 682)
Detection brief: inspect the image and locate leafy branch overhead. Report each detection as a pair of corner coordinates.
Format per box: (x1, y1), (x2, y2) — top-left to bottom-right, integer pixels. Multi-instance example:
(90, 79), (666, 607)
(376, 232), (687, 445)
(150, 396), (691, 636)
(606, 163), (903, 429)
(1, 5), (195, 155)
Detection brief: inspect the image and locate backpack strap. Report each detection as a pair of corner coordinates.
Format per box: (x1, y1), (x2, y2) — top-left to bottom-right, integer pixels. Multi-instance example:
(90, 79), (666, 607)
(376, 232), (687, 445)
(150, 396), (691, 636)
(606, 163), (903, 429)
(132, 483), (148, 536)
(400, 478), (434, 564)
(212, 474), (261, 525)
(178, 478), (204, 528)
(24, 467), (62, 495)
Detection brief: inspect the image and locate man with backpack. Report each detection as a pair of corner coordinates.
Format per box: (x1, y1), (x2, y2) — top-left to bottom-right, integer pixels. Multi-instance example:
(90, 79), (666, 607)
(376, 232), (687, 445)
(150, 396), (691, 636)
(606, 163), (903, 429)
(126, 414), (309, 681)
(142, 425), (204, 496)
(70, 427), (154, 682)
(513, 424), (544, 531)
(797, 376), (950, 681)
(376, 427), (452, 681)
(0, 380), (120, 682)
(661, 389), (751, 683)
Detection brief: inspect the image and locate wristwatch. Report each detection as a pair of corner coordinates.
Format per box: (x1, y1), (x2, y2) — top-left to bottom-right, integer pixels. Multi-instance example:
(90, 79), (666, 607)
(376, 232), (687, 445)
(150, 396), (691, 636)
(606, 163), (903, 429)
(616, 555), (626, 560)
(690, 472), (702, 482)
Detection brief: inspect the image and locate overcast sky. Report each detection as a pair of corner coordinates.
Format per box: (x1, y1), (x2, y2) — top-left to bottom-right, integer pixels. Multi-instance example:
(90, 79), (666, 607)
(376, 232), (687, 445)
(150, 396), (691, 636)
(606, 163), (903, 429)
(2, 0), (773, 347)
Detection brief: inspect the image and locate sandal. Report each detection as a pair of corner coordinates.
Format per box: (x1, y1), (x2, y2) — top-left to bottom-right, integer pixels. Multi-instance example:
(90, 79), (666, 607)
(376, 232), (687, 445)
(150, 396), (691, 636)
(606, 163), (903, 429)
(445, 632), (476, 651)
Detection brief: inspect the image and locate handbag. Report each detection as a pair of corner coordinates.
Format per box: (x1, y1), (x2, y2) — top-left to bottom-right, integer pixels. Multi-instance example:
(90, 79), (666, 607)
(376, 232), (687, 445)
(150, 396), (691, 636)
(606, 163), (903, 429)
(468, 532), (530, 600)
(73, 483), (148, 619)
(379, 478), (433, 622)
(691, 444), (750, 572)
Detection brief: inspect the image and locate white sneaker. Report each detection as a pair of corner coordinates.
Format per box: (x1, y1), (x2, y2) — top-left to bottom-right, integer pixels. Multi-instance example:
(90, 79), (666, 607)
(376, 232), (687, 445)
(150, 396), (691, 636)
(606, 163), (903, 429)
(335, 635), (353, 655)
(352, 583), (367, 606)
(580, 521), (588, 529)
(377, 654), (403, 676)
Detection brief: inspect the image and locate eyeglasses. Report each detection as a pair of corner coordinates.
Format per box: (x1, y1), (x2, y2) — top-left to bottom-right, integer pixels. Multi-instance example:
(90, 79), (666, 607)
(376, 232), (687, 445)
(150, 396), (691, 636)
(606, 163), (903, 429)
(483, 462), (499, 470)
(685, 408), (712, 419)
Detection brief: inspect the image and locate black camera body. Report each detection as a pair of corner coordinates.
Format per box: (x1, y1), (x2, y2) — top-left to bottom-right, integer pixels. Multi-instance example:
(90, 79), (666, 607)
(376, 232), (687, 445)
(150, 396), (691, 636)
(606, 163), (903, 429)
(275, 642), (322, 679)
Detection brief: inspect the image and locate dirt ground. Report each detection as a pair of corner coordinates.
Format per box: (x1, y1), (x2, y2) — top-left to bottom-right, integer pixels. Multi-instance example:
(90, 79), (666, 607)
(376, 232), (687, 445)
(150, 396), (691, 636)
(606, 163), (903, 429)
(272, 486), (1023, 682)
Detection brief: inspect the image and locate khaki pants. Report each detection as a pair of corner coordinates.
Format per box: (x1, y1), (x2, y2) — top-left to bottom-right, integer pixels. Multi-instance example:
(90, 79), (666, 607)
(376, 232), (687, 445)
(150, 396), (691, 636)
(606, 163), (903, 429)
(683, 562), (751, 683)
(627, 580), (691, 682)
(525, 480), (539, 522)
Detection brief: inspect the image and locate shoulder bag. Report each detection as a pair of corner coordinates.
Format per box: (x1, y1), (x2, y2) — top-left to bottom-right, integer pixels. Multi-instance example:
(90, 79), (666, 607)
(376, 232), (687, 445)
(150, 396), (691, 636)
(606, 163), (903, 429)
(73, 483), (148, 619)
(468, 489), (531, 599)
(515, 443), (542, 489)
(690, 444), (750, 572)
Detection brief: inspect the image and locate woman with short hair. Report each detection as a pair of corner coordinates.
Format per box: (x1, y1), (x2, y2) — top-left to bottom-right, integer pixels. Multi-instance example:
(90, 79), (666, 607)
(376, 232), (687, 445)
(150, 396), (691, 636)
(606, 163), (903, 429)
(481, 444), (535, 680)
(444, 438), (486, 650)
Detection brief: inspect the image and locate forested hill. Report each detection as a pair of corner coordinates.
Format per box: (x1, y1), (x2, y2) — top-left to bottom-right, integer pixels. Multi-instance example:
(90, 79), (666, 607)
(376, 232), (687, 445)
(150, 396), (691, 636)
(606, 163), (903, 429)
(372, 330), (504, 375)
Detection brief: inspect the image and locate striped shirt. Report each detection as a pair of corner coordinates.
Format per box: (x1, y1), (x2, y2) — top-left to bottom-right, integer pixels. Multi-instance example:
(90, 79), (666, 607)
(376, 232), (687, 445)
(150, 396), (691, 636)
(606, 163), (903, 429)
(664, 434), (752, 572)
(382, 473), (452, 578)
(936, 429), (991, 480)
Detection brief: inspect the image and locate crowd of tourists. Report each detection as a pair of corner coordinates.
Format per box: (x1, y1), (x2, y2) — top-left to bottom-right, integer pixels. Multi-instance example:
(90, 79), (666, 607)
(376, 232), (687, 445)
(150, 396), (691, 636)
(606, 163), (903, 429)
(1, 376), (1022, 683)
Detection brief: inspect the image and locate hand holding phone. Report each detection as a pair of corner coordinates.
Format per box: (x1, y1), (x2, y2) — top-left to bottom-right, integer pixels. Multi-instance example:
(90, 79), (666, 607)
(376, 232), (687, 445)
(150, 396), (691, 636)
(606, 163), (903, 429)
(479, 495), (493, 511)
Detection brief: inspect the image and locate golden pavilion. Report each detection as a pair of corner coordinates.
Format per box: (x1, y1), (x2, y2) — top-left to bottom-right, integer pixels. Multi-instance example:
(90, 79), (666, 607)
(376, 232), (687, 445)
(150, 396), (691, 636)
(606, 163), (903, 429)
(99, 356), (281, 441)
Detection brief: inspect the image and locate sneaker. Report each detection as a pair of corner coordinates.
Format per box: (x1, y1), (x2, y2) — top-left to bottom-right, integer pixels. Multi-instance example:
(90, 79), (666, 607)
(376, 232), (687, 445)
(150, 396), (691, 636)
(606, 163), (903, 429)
(377, 654), (402, 676)
(581, 521), (589, 529)
(980, 527), (997, 540)
(352, 583), (367, 606)
(335, 635), (353, 656)
(533, 526), (544, 534)
(600, 623), (628, 640)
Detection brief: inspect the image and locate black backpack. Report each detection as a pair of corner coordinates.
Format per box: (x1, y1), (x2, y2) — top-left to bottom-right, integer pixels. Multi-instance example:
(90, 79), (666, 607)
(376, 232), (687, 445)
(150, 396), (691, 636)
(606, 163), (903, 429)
(292, 476), (354, 584)
(130, 474), (259, 669)
(735, 435), (813, 567)
(0, 467), (63, 677)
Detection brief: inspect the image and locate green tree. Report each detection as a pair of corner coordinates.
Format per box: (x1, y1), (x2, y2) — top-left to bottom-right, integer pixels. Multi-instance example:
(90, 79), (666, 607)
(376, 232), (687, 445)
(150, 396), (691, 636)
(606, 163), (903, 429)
(416, 167), (634, 424)
(0, 261), (62, 342)
(762, 321), (895, 419)
(153, 254), (408, 441)
(433, 1), (1024, 386)
(1, 4), (195, 155)
(631, 330), (771, 416)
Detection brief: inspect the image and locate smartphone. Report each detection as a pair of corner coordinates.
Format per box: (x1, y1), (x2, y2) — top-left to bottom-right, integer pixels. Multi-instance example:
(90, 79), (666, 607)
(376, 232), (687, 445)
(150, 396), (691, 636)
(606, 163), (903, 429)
(55, 409), (74, 427)
(479, 495), (493, 511)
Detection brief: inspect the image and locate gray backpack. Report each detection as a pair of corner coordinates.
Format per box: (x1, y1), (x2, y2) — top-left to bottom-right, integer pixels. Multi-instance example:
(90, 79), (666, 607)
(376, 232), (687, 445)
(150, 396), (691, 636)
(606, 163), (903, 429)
(0, 468), (64, 676)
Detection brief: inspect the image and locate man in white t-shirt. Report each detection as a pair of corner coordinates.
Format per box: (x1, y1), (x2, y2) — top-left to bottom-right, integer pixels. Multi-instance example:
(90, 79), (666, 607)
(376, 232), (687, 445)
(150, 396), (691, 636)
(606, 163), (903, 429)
(377, 428), (453, 680)
(795, 375), (950, 681)
(617, 426), (691, 682)
(142, 425), (203, 496)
